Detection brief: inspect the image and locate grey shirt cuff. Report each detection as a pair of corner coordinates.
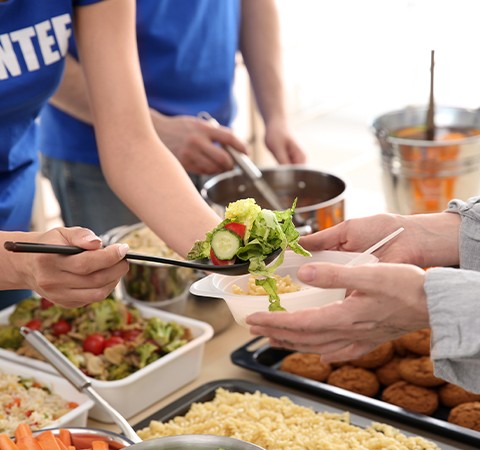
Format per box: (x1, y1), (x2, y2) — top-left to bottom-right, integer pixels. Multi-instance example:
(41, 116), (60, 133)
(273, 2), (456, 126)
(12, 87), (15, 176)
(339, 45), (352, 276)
(447, 196), (480, 271)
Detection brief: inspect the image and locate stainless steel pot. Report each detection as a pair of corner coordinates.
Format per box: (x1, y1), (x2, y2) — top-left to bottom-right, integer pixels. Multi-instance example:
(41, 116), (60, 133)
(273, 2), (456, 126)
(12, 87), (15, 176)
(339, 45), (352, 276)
(126, 435), (264, 450)
(201, 165), (346, 233)
(372, 105), (480, 214)
(104, 223), (195, 310)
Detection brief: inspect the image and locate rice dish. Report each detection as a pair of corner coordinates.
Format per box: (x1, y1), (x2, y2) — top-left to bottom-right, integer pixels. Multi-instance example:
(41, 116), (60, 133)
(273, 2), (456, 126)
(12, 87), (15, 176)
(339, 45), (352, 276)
(0, 371), (77, 435)
(137, 388), (439, 449)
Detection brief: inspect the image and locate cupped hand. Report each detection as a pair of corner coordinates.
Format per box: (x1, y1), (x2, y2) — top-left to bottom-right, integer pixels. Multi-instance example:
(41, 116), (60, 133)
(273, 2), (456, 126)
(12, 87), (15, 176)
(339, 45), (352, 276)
(264, 118), (306, 164)
(246, 262), (429, 364)
(152, 114), (248, 175)
(27, 227), (129, 308)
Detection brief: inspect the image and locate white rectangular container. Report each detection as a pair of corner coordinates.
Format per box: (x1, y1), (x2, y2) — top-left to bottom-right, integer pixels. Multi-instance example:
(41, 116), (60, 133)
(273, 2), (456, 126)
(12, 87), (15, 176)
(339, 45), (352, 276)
(0, 303), (214, 422)
(0, 358), (94, 429)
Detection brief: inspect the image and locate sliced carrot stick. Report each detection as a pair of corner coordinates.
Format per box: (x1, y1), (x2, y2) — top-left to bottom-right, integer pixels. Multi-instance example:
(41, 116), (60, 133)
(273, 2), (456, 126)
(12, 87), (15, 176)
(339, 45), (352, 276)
(35, 431), (62, 450)
(54, 438), (67, 450)
(70, 436), (104, 450)
(67, 446), (76, 450)
(15, 436), (43, 450)
(14, 424), (33, 442)
(91, 441), (108, 450)
(57, 431), (71, 448)
(0, 434), (19, 450)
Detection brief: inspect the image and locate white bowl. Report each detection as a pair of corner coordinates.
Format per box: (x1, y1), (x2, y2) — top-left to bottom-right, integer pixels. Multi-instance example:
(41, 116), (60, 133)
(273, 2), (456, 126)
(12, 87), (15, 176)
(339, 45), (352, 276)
(190, 250), (378, 327)
(0, 359), (94, 430)
(0, 303), (214, 423)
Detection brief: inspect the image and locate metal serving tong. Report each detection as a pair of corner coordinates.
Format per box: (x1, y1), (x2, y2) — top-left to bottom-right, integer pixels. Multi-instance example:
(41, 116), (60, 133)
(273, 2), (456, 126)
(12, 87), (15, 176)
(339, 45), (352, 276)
(199, 112), (312, 234)
(20, 327), (142, 443)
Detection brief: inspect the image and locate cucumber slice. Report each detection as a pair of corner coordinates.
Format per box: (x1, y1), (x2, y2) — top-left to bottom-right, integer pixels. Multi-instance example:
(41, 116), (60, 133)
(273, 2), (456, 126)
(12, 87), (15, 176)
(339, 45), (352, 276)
(211, 229), (241, 260)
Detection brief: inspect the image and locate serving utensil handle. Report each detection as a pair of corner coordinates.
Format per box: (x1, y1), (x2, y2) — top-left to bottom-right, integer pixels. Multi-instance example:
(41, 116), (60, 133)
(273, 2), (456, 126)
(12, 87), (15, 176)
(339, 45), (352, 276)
(20, 327), (142, 443)
(4, 241), (84, 254)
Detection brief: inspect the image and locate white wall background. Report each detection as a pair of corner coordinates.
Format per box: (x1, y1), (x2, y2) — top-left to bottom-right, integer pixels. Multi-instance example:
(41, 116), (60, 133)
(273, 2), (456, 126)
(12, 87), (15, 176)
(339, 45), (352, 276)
(277, 0), (480, 121)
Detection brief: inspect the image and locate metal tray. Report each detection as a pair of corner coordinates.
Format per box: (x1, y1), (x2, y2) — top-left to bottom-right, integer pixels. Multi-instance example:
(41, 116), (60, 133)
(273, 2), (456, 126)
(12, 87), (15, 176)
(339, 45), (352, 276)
(133, 378), (469, 449)
(230, 337), (480, 447)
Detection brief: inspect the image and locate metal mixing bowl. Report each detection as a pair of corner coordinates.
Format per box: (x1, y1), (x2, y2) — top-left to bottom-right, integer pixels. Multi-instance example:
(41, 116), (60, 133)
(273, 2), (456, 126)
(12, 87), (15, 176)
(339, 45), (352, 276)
(201, 165), (346, 232)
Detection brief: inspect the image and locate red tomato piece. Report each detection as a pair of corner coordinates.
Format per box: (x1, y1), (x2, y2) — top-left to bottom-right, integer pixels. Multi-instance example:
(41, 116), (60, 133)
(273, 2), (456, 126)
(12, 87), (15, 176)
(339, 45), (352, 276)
(83, 333), (106, 355)
(209, 248), (235, 266)
(104, 336), (125, 348)
(120, 329), (142, 341)
(52, 319), (71, 336)
(25, 319), (42, 331)
(224, 222), (246, 239)
(40, 297), (54, 309)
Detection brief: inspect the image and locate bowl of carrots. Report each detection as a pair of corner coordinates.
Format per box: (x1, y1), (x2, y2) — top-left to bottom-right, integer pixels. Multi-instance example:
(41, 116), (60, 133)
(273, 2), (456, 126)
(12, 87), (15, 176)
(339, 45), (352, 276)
(0, 424), (133, 450)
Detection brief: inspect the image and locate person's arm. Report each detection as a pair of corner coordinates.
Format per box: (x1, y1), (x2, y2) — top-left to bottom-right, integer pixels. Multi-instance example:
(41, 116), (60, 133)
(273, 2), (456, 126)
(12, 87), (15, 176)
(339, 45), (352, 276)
(49, 55), (246, 175)
(239, 0), (306, 164)
(73, 0), (220, 257)
(0, 228), (129, 307)
(299, 211), (461, 269)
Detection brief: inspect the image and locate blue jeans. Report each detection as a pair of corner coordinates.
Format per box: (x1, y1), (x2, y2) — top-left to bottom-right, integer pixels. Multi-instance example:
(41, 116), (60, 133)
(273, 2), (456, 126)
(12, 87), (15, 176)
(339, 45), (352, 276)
(41, 156), (140, 236)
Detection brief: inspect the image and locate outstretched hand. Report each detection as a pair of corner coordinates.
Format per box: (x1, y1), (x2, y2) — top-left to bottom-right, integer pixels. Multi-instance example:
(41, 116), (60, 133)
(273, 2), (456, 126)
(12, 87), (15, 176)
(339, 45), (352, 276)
(247, 262), (429, 364)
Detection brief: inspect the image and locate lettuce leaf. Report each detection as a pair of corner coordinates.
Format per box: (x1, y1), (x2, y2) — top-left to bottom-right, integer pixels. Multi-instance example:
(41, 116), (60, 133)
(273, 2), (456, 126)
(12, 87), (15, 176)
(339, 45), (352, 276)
(188, 198), (311, 311)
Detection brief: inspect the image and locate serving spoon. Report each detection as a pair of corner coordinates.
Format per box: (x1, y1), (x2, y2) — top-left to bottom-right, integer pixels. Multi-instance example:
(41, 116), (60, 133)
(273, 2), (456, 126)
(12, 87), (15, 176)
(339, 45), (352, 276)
(3, 241), (282, 276)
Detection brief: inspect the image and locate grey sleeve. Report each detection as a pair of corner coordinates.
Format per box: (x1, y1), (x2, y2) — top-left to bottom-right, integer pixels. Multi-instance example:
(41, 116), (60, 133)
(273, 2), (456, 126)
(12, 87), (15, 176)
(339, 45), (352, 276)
(424, 196), (480, 392)
(447, 196), (480, 271)
(425, 267), (480, 393)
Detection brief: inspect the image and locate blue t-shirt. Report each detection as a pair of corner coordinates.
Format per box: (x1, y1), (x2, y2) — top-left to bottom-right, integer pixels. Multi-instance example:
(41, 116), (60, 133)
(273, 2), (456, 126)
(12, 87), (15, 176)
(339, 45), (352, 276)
(0, 0), (101, 231)
(39, 0), (241, 165)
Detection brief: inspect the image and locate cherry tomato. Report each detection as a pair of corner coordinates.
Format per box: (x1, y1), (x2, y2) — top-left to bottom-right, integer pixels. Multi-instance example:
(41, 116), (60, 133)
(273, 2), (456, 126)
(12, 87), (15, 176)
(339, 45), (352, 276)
(83, 333), (106, 355)
(104, 336), (125, 348)
(224, 222), (246, 239)
(120, 329), (142, 341)
(40, 298), (54, 309)
(25, 319), (42, 330)
(209, 248), (234, 266)
(51, 319), (71, 336)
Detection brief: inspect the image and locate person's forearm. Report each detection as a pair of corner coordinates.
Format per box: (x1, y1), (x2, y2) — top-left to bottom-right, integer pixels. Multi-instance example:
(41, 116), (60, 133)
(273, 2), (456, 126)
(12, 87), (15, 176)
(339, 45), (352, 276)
(240, 0), (287, 125)
(407, 211), (460, 268)
(48, 53), (93, 124)
(75, 1), (220, 257)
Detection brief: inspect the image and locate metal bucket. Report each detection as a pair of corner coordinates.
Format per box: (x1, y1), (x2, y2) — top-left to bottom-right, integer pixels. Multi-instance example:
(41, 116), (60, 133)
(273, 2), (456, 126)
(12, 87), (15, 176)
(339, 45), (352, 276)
(372, 105), (480, 214)
(201, 165), (346, 233)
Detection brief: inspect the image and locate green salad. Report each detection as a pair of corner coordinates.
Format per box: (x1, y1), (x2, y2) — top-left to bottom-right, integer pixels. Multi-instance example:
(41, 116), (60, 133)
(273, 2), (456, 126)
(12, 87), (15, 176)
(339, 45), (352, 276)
(187, 198), (311, 311)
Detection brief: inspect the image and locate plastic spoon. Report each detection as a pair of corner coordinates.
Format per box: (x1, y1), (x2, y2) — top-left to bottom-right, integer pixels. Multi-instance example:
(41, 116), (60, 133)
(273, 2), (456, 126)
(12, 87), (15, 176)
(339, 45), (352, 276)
(4, 241), (281, 276)
(346, 227), (405, 267)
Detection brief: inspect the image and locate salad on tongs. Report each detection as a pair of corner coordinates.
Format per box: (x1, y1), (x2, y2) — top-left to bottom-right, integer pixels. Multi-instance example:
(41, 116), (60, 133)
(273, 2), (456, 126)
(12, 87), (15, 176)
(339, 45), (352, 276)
(187, 198), (311, 311)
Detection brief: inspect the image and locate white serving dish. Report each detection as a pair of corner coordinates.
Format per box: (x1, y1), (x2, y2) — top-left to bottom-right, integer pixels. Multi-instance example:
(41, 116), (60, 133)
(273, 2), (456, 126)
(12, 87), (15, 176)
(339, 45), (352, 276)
(0, 303), (214, 423)
(190, 250), (378, 327)
(0, 358), (94, 429)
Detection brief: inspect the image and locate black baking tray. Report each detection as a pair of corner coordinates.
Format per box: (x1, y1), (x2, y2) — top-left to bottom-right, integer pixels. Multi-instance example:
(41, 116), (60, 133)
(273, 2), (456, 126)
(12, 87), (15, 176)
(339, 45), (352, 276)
(133, 378), (472, 449)
(230, 337), (480, 447)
